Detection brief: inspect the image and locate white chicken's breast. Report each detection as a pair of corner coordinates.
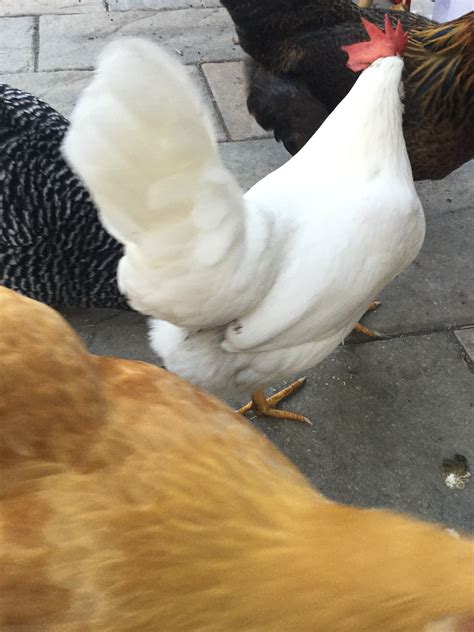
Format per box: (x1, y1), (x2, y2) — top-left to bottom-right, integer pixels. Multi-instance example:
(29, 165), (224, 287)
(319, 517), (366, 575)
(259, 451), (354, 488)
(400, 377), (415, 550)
(63, 39), (425, 397)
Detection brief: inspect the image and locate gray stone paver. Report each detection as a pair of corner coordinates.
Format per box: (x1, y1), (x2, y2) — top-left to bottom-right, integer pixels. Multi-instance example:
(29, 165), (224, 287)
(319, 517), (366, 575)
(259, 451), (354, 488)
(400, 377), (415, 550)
(0, 70), (93, 116)
(188, 65), (226, 141)
(87, 311), (159, 363)
(202, 61), (270, 141)
(38, 8), (241, 70)
(59, 306), (125, 347)
(0, 17), (35, 73)
(219, 138), (289, 190)
(455, 328), (474, 363)
(109, 0), (221, 10)
(0, 0), (104, 15)
(416, 160), (474, 214)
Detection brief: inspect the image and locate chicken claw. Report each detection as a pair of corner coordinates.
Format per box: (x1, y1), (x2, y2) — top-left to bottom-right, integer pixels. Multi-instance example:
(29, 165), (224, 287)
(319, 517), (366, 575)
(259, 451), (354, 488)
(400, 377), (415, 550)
(238, 377), (311, 424)
(354, 322), (383, 338)
(353, 300), (383, 338)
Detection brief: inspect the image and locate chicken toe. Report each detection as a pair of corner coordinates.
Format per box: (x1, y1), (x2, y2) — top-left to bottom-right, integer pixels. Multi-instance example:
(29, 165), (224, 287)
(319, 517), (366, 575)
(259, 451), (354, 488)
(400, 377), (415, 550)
(353, 300), (383, 338)
(353, 322), (383, 338)
(238, 378), (311, 424)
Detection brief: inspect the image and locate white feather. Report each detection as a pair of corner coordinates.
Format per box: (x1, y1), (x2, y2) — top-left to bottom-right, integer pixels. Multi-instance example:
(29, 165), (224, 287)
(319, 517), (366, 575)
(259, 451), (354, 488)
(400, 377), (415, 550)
(63, 39), (425, 397)
(64, 39), (277, 330)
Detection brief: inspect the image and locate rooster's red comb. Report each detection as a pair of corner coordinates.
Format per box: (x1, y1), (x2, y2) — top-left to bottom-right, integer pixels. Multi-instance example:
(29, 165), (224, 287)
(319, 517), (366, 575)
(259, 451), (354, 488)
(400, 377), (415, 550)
(341, 15), (408, 73)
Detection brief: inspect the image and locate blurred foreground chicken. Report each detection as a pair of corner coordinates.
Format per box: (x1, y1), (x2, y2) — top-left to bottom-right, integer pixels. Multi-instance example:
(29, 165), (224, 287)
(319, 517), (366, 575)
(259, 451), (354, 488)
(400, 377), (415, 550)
(63, 22), (425, 424)
(220, 0), (474, 180)
(1, 286), (474, 631)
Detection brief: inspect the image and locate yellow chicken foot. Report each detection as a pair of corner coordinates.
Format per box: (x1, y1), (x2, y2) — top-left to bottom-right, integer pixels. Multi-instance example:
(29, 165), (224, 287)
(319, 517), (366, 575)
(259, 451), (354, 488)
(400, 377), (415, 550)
(353, 322), (382, 338)
(238, 377), (311, 424)
(366, 300), (381, 312)
(353, 300), (383, 339)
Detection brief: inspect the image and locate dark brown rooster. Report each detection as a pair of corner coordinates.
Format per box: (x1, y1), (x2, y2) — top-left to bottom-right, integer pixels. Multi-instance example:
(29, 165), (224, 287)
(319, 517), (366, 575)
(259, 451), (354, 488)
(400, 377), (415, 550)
(220, 0), (474, 180)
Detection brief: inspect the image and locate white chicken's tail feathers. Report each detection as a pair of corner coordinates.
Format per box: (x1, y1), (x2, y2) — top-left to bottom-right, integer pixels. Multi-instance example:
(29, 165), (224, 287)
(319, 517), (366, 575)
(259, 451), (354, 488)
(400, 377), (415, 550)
(63, 38), (271, 328)
(63, 38), (222, 243)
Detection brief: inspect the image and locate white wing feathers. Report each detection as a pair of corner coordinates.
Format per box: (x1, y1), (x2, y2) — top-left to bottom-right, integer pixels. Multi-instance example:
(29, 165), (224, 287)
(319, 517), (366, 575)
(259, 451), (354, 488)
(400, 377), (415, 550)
(63, 38), (277, 329)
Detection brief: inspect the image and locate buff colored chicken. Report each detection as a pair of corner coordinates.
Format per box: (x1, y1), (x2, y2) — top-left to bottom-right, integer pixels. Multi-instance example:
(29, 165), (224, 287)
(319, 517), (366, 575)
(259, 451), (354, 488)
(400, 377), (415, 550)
(0, 286), (473, 631)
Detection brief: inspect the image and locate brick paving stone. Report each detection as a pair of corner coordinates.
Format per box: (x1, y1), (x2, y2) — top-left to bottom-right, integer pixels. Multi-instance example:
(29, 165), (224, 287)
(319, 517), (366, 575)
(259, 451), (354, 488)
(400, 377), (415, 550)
(88, 311), (159, 364)
(0, 70), (93, 116)
(0, 0), (104, 16)
(416, 160), (474, 214)
(109, 0), (221, 10)
(0, 17), (34, 73)
(39, 8), (241, 70)
(219, 138), (289, 191)
(455, 328), (474, 363)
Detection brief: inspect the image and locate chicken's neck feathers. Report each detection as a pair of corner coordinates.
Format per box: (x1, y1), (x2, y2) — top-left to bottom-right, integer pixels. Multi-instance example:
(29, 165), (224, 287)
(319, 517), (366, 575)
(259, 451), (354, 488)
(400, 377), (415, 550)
(293, 56), (411, 182)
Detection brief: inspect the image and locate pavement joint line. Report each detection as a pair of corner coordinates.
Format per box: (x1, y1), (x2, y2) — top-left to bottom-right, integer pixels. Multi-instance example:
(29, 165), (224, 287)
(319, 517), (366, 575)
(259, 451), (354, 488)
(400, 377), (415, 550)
(450, 330), (474, 373)
(0, 5), (222, 17)
(87, 327), (99, 349)
(223, 132), (274, 143)
(109, 5), (223, 13)
(32, 15), (40, 72)
(6, 60), (245, 75)
(80, 311), (127, 327)
(200, 58), (245, 65)
(433, 205), (474, 217)
(344, 322), (474, 347)
(68, 311), (124, 347)
(0, 12), (99, 18)
(31, 66), (96, 73)
(0, 61), (228, 75)
(217, 138), (282, 147)
(198, 62), (232, 142)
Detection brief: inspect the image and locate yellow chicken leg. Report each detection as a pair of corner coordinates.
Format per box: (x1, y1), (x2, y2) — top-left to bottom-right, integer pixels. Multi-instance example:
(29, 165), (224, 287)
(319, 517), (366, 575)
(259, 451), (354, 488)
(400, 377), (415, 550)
(238, 377), (311, 424)
(353, 300), (383, 339)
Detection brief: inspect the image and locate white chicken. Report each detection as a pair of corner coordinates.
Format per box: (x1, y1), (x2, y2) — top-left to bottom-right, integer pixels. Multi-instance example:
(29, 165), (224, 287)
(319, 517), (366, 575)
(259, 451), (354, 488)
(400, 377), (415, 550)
(63, 17), (425, 423)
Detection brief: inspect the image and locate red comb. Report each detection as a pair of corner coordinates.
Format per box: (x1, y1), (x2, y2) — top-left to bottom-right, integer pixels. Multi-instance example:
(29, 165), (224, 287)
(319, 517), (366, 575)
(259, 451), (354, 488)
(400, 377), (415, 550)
(341, 15), (408, 73)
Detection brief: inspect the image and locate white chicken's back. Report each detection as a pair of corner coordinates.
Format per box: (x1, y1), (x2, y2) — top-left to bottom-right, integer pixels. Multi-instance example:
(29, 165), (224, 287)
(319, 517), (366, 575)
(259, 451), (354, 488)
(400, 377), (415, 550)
(63, 39), (424, 398)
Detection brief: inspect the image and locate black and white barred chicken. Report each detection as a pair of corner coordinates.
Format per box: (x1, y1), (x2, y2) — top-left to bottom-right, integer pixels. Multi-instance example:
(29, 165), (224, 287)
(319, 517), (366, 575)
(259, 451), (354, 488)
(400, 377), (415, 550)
(0, 84), (127, 308)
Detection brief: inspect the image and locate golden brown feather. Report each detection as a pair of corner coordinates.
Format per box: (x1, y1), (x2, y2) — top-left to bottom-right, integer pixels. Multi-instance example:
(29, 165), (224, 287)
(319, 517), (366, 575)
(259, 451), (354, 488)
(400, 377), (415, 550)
(0, 287), (473, 630)
(408, 15), (474, 118)
(221, 0), (474, 180)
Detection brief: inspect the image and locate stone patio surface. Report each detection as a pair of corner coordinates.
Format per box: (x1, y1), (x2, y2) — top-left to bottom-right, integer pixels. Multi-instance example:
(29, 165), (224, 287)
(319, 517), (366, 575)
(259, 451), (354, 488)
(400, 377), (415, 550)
(1, 0), (472, 532)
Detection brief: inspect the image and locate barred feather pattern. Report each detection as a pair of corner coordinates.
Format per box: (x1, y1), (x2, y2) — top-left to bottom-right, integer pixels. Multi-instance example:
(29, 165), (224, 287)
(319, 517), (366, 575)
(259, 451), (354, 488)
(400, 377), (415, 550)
(0, 84), (127, 308)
